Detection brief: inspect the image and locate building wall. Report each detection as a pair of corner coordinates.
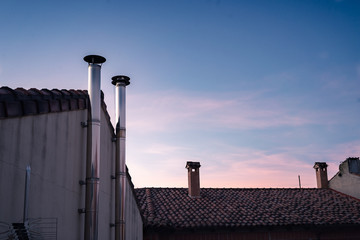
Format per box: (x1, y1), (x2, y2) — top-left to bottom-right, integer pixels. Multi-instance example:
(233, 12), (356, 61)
(0, 108), (142, 240)
(99, 108), (116, 240)
(0, 110), (87, 239)
(126, 178), (143, 240)
(329, 160), (360, 199)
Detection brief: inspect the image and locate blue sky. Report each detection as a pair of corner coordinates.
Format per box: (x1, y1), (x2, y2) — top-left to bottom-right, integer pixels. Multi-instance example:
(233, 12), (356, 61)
(1, 0), (359, 188)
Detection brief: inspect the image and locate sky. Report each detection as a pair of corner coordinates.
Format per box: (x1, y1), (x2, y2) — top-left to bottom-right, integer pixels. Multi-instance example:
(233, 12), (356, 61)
(1, 0), (359, 188)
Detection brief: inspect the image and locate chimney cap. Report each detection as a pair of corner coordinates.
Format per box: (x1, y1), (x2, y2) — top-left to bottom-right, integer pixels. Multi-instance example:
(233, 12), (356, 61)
(83, 55), (106, 64)
(111, 75), (130, 86)
(186, 161), (201, 169)
(313, 162), (328, 169)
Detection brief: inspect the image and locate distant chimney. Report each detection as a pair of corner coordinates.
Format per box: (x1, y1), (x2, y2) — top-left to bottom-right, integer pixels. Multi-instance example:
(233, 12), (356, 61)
(313, 162), (328, 189)
(186, 162), (201, 198)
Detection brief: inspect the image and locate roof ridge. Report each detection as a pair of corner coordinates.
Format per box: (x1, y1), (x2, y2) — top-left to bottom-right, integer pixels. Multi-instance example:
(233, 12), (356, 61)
(145, 188), (155, 220)
(329, 188), (360, 201)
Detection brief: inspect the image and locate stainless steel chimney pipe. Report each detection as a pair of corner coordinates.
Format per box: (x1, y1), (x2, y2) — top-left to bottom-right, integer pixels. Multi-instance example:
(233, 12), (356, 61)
(84, 55), (106, 240)
(112, 75), (130, 240)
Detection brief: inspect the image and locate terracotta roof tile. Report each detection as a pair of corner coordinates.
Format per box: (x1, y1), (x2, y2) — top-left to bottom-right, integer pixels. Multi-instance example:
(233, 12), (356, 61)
(135, 188), (360, 230)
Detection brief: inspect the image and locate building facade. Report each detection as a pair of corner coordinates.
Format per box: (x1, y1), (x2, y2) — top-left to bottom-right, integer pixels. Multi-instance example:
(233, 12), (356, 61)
(0, 87), (142, 240)
(328, 157), (360, 199)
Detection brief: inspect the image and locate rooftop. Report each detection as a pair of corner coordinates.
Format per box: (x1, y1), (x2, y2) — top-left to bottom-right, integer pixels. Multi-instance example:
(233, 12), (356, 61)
(135, 187), (360, 231)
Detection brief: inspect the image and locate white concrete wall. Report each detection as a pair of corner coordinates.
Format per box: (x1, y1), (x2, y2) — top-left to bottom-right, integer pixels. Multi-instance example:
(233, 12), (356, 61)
(329, 160), (360, 199)
(0, 108), (142, 240)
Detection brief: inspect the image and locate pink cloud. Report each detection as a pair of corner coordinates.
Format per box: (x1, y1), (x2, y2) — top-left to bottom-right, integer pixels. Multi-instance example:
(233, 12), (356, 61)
(127, 139), (360, 188)
(200, 147), (316, 188)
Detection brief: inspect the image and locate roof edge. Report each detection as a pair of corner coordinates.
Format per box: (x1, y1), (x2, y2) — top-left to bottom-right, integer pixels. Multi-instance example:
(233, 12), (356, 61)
(0, 86), (88, 118)
(0, 86), (115, 135)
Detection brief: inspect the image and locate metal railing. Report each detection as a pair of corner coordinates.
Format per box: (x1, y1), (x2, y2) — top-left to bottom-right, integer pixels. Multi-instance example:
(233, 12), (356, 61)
(0, 218), (57, 240)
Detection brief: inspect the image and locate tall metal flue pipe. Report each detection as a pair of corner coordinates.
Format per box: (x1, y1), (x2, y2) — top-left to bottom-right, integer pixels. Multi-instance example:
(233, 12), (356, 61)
(83, 55), (106, 240)
(112, 75), (130, 240)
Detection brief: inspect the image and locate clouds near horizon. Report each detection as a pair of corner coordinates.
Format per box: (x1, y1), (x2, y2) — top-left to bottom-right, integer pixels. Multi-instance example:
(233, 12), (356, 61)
(126, 85), (360, 188)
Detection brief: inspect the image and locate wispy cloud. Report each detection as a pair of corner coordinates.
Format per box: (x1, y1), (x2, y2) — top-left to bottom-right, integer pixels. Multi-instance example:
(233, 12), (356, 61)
(128, 137), (360, 188)
(127, 90), (325, 133)
(203, 140), (360, 188)
(129, 141), (316, 188)
(125, 79), (360, 188)
(199, 145), (315, 188)
(143, 143), (189, 155)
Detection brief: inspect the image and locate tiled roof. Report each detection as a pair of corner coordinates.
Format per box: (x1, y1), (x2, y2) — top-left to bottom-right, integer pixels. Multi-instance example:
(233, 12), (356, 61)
(0, 87), (112, 126)
(135, 188), (360, 230)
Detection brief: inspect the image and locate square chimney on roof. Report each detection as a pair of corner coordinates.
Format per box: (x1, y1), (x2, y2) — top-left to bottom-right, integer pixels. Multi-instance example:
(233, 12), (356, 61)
(313, 162), (328, 189)
(186, 162), (201, 198)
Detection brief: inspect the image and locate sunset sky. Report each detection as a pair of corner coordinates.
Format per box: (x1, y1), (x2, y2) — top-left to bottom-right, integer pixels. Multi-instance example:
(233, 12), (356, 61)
(1, 0), (359, 188)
